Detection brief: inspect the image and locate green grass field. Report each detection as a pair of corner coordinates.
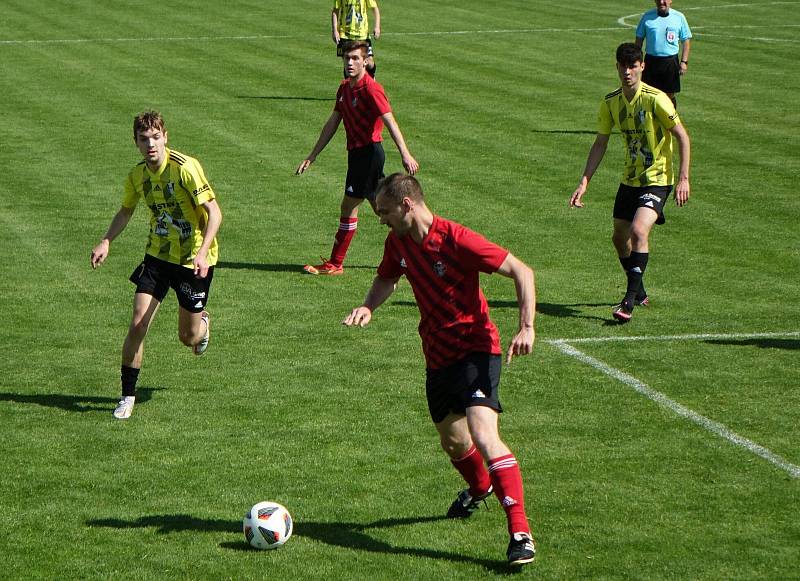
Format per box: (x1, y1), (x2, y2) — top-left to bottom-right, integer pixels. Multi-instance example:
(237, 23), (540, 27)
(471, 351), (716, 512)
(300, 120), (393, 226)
(1, 1), (798, 578)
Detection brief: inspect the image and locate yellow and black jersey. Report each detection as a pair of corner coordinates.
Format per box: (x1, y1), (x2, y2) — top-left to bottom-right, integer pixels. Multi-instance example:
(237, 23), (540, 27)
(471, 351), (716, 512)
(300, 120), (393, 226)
(122, 148), (218, 267)
(598, 82), (681, 187)
(334, 0), (377, 40)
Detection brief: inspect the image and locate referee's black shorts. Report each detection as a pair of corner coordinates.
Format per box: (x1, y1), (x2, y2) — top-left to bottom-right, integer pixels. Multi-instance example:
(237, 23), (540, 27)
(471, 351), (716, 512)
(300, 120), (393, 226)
(643, 54), (681, 94)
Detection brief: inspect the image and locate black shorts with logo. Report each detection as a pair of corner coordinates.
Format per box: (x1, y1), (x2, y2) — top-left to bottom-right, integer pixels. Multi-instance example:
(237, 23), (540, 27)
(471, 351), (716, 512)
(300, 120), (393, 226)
(613, 183), (672, 225)
(643, 54), (680, 94)
(129, 254), (213, 313)
(345, 142), (385, 200)
(425, 352), (503, 424)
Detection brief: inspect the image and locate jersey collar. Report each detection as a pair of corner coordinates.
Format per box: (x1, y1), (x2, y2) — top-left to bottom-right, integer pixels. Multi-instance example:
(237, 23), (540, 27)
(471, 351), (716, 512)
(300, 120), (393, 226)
(146, 147), (171, 178)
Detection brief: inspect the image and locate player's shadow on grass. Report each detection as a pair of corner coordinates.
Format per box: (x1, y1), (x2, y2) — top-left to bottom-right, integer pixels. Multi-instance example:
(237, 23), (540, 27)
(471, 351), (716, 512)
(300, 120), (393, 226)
(88, 513), (522, 574)
(0, 386), (162, 413)
(529, 128), (596, 135)
(390, 300), (610, 322)
(235, 95), (335, 102)
(217, 261), (374, 272)
(705, 338), (800, 350)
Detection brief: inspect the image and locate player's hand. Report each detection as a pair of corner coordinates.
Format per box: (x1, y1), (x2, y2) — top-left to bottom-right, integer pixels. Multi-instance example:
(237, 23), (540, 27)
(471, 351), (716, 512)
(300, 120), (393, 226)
(193, 255), (210, 278)
(296, 159), (313, 175)
(675, 177), (690, 207)
(373, 26), (381, 40)
(90, 239), (109, 269)
(342, 306), (372, 327)
(506, 326), (535, 364)
(403, 154), (419, 176)
(569, 183), (586, 208)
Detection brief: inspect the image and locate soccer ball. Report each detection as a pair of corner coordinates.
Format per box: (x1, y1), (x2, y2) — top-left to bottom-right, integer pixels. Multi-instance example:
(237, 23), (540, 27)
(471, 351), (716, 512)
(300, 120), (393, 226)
(243, 501), (293, 550)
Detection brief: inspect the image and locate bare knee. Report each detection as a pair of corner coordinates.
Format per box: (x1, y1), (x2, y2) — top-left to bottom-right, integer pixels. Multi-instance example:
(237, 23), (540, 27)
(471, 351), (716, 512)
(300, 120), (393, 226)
(629, 225), (650, 249)
(127, 319), (150, 342)
(440, 432), (472, 459)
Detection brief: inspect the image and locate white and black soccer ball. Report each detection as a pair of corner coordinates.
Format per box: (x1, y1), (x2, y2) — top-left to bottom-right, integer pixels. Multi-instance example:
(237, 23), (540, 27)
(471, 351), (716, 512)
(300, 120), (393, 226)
(243, 501), (293, 550)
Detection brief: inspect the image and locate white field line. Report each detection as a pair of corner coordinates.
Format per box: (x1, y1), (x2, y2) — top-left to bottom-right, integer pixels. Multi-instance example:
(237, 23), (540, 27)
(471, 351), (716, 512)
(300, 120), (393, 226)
(0, 27), (625, 45)
(618, 1), (800, 26)
(2, 6), (799, 47)
(548, 330), (800, 345)
(549, 336), (800, 479)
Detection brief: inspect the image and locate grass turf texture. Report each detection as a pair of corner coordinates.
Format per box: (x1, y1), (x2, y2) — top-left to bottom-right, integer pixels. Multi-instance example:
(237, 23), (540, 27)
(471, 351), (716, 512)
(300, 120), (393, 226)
(1, 0), (798, 578)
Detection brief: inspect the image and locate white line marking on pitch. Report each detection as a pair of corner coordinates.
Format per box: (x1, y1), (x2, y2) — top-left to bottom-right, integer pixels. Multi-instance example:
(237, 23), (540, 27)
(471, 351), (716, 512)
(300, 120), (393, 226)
(547, 333), (800, 479)
(618, 1), (800, 26)
(548, 330), (800, 344)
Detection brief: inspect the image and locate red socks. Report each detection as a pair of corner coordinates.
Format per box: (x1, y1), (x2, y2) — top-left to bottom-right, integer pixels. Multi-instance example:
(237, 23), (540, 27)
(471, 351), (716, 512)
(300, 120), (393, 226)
(330, 217), (357, 267)
(450, 446), (491, 496)
(488, 454), (530, 535)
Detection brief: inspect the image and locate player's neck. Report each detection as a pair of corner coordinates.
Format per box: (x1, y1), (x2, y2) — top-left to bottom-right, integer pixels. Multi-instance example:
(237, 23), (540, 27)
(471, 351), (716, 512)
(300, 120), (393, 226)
(622, 82), (640, 101)
(409, 207), (434, 244)
(348, 70), (367, 86)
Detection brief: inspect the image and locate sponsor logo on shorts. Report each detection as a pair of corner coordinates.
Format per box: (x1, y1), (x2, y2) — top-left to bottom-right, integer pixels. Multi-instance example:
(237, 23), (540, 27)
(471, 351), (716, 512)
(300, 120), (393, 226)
(179, 283), (206, 301)
(639, 193), (662, 204)
(400, 258), (407, 268)
(471, 389), (487, 399)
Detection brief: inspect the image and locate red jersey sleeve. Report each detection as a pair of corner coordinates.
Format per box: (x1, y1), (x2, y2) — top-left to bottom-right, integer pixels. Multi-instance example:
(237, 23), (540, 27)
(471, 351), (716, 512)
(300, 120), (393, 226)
(454, 224), (509, 273)
(366, 79), (392, 116)
(377, 234), (404, 279)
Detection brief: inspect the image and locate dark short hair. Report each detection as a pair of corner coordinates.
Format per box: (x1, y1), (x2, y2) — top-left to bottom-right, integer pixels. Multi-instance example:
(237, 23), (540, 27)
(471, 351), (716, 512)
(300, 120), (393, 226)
(376, 173), (425, 205)
(133, 110), (165, 139)
(341, 40), (369, 58)
(616, 43), (643, 67)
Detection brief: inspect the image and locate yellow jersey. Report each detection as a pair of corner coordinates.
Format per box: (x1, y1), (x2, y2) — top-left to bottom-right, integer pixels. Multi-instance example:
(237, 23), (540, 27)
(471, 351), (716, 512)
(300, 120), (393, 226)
(334, 0), (377, 40)
(598, 82), (680, 186)
(122, 148), (218, 267)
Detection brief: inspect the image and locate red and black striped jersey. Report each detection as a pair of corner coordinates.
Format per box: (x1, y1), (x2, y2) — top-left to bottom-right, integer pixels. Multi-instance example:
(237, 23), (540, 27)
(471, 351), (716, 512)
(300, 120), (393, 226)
(377, 216), (508, 369)
(334, 74), (391, 150)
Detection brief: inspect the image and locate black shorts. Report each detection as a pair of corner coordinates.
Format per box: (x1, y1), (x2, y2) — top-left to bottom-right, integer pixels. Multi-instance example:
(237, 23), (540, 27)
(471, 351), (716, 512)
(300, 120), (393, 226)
(425, 352), (503, 424)
(337, 37), (373, 58)
(613, 184), (672, 225)
(129, 254), (214, 313)
(345, 142), (385, 200)
(643, 54), (680, 94)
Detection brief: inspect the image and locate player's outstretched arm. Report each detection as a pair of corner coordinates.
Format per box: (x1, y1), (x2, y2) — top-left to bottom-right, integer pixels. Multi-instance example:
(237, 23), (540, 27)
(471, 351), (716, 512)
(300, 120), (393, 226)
(570, 134), (609, 208)
(381, 112), (418, 175)
(343, 275), (399, 327)
(496, 253), (536, 364)
(670, 123), (691, 206)
(296, 111), (342, 175)
(90, 206), (134, 269)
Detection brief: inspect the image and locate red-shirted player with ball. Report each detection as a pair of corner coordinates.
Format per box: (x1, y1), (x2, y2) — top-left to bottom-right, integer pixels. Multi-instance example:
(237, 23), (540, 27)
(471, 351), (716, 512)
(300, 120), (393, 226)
(343, 173), (537, 567)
